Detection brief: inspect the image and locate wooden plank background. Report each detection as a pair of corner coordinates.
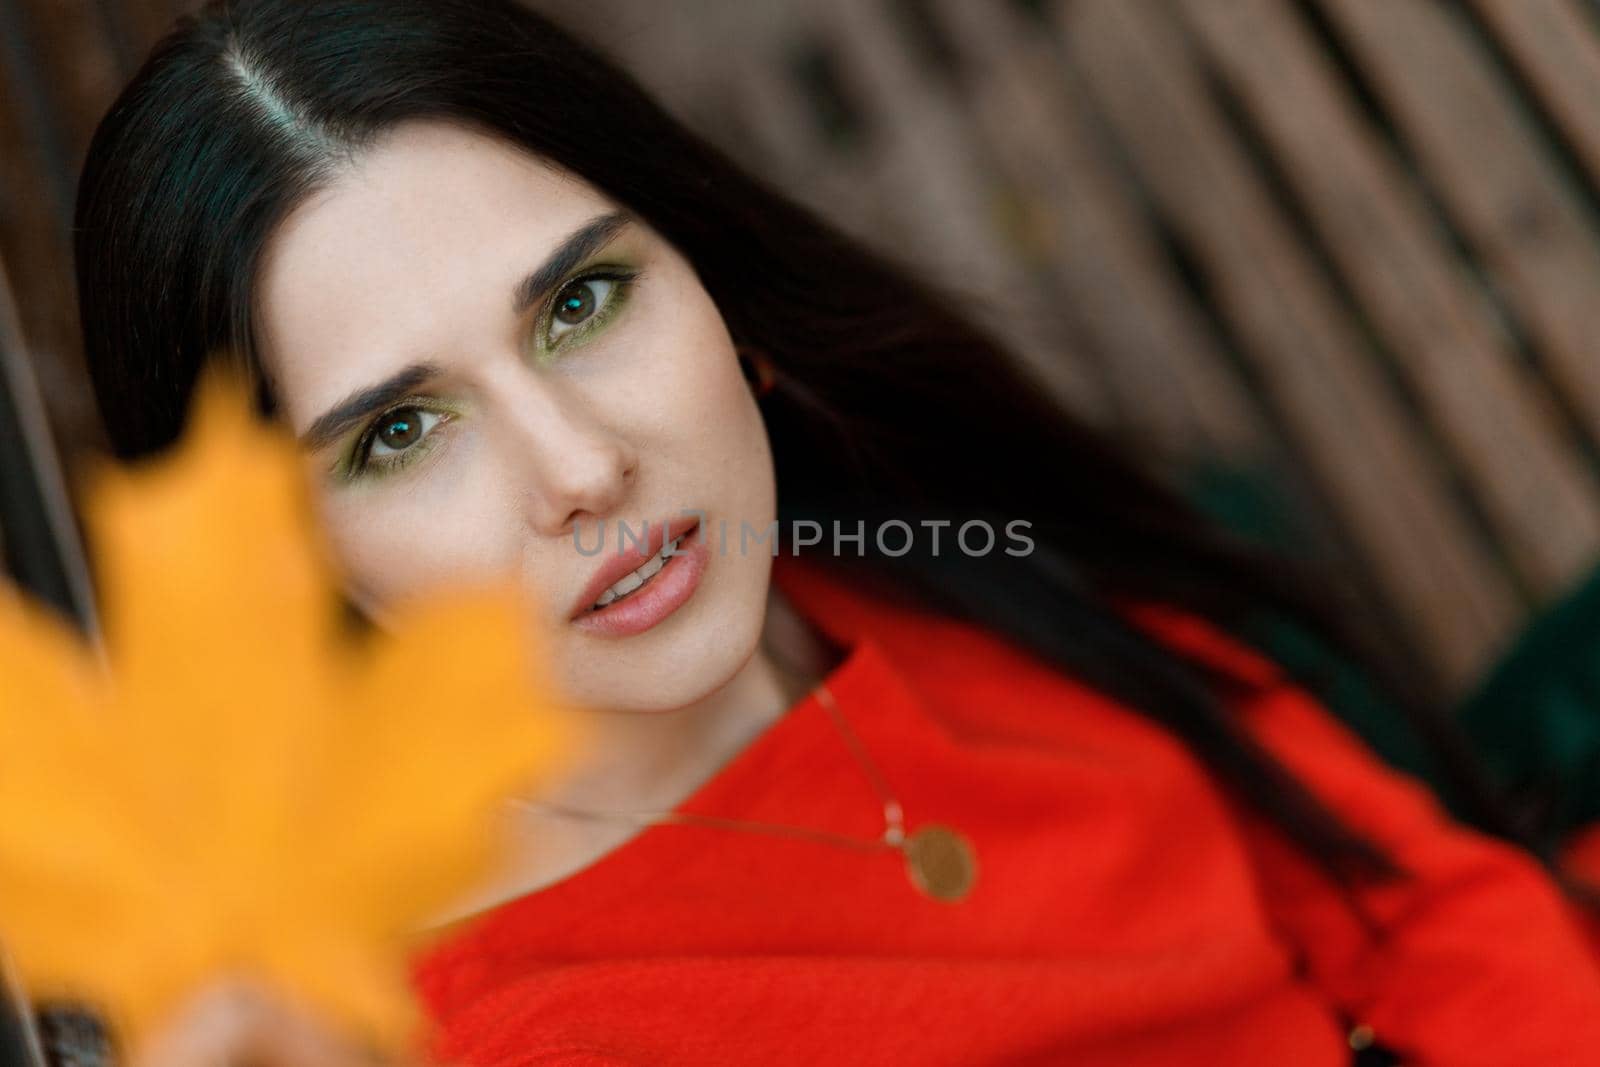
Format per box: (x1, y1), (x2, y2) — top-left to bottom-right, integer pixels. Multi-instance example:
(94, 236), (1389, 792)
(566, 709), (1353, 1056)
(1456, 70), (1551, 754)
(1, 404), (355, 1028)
(5, 0), (1600, 697)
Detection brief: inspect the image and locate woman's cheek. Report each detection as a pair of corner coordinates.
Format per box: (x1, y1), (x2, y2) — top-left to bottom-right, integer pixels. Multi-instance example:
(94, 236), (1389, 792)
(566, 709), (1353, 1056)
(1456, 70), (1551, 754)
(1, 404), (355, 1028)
(309, 455), (517, 612)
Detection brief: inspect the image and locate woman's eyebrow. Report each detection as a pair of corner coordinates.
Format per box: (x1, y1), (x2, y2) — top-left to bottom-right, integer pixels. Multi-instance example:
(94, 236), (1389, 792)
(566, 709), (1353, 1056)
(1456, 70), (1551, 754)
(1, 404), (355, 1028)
(511, 209), (634, 316)
(295, 210), (634, 452)
(298, 361), (443, 451)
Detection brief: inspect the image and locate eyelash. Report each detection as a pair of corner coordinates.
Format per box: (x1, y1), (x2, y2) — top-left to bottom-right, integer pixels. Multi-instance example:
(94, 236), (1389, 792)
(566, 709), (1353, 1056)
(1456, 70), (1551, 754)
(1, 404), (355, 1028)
(339, 265), (641, 482)
(341, 401), (454, 483)
(535, 265), (641, 356)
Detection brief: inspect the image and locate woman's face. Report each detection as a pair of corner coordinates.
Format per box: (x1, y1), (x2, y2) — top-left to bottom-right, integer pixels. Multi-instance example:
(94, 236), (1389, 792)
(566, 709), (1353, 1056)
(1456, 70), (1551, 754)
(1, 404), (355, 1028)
(252, 119), (778, 713)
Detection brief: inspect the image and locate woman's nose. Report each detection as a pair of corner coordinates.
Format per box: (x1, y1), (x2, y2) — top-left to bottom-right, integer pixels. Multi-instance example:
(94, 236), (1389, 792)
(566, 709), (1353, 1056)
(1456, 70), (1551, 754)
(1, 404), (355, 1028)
(499, 387), (639, 538)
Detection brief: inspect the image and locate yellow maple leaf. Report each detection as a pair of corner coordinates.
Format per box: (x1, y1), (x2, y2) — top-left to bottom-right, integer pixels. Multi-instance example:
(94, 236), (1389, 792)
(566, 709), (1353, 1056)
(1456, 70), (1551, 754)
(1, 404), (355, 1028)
(0, 364), (584, 1055)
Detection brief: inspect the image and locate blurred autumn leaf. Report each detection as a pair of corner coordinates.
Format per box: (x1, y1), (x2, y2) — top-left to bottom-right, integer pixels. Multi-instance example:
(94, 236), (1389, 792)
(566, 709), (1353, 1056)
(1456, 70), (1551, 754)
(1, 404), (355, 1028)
(0, 364), (582, 1055)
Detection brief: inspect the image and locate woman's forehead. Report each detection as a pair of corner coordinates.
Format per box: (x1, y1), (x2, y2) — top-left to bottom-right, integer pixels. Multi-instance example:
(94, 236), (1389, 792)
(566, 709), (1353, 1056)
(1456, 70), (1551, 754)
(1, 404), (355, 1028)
(262, 121), (608, 291)
(252, 121), (616, 420)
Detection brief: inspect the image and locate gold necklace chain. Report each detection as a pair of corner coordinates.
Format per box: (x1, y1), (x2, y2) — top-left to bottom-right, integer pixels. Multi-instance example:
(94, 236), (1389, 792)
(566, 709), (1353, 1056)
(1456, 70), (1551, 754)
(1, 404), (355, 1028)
(512, 682), (979, 901)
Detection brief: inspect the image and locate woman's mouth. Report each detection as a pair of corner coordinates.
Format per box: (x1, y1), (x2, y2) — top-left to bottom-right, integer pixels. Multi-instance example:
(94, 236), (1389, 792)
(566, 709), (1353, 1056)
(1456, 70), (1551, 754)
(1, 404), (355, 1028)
(588, 528), (691, 609)
(570, 519), (709, 638)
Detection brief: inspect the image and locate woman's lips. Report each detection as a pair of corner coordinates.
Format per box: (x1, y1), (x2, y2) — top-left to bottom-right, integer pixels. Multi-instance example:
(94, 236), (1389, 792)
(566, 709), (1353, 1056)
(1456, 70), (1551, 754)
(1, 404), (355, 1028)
(567, 515), (702, 619)
(569, 518), (708, 637)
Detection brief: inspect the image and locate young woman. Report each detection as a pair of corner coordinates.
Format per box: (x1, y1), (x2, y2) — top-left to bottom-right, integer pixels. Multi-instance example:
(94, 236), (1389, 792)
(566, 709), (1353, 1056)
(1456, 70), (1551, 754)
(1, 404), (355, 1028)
(72, 1), (1600, 1064)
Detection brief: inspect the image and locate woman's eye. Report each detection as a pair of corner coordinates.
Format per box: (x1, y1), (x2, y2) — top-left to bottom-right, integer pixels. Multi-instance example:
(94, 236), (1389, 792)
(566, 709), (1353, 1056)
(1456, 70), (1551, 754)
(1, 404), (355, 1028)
(335, 403), (453, 484)
(369, 406), (439, 457)
(545, 274), (627, 348)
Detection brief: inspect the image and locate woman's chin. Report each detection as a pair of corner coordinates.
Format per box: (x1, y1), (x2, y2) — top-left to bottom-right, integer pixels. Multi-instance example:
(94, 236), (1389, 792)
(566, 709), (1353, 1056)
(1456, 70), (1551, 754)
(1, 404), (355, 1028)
(561, 597), (769, 715)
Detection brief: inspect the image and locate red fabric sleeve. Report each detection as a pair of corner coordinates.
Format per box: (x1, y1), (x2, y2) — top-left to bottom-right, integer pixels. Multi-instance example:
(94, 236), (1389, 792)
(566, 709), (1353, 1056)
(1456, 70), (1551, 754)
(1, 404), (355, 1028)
(1116, 599), (1600, 1063)
(1561, 823), (1600, 959)
(1232, 679), (1600, 1065)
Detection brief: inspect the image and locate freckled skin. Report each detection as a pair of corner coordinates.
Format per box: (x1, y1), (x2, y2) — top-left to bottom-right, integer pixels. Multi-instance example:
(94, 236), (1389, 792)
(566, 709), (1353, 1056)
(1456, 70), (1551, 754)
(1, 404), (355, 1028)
(253, 120), (824, 877)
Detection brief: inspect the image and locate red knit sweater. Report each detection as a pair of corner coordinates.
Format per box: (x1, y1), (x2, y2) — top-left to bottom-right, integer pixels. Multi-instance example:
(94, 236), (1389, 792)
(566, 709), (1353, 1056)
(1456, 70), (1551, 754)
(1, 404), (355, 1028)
(407, 554), (1600, 1065)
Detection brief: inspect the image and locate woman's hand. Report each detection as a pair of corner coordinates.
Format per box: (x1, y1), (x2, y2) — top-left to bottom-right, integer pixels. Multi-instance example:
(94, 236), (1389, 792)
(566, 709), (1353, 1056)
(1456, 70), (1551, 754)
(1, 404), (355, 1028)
(128, 978), (420, 1067)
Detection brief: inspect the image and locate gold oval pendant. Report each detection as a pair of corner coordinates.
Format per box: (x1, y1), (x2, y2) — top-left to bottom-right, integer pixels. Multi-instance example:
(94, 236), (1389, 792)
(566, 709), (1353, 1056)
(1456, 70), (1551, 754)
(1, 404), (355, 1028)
(902, 824), (977, 902)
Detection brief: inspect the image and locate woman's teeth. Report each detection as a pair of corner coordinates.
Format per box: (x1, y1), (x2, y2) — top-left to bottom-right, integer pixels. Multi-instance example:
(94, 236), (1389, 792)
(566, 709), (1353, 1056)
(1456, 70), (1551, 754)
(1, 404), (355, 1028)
(591, 533), (688, 610)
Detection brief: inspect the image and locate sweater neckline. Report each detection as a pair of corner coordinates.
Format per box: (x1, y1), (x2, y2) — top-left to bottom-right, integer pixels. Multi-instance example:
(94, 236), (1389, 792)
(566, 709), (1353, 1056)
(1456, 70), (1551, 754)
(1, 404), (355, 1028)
(408, 556), (935, 979)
